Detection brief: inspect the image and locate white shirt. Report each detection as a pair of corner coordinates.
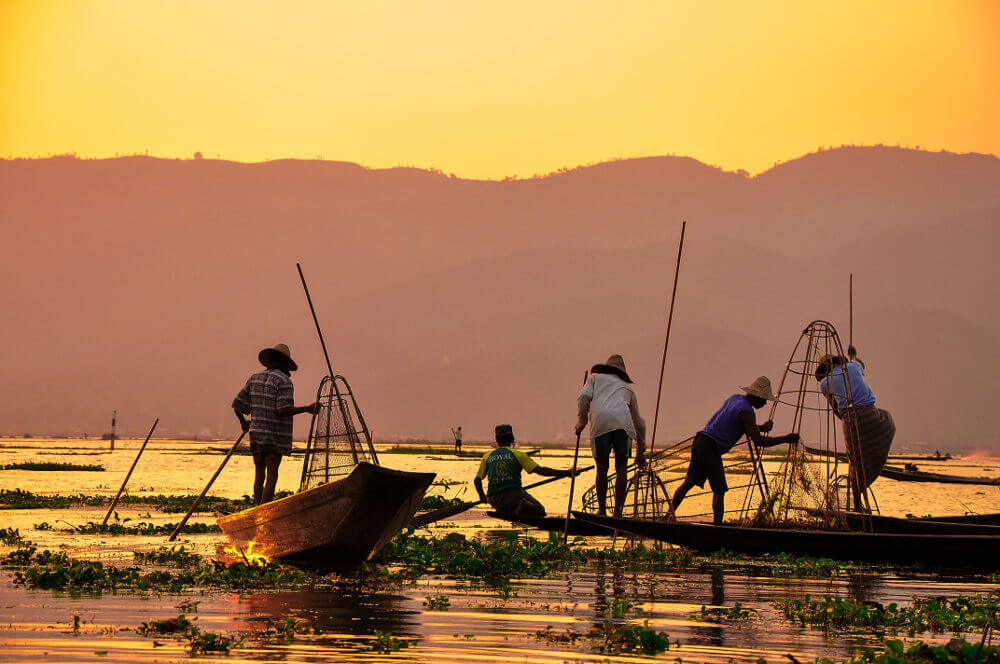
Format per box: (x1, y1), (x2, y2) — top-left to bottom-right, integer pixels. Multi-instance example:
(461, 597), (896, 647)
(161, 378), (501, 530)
(578, 373), (639, 440)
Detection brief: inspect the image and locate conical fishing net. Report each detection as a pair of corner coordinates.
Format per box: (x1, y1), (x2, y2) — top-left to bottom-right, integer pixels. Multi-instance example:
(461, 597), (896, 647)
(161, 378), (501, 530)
(299, 375), (378, 492)
(740, 320), (875, 529)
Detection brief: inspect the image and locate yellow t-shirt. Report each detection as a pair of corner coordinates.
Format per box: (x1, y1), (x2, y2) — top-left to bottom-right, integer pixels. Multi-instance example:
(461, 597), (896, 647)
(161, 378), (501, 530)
(475, 447), (538, 495)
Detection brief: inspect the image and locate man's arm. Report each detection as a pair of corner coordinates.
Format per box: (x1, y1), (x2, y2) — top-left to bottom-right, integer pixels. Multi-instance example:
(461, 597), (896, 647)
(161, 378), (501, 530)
(533, 465), (575, 478)
(234, 408), (250, 432)
(276, 403), (320, 416)
(575, 395), (591, 436)
(627, 392), (647, 466)
(474, 476), (487, 502)
(848, 345), (865, 370)
(233, 384), (251, 432)
(739, 411), (798, 448)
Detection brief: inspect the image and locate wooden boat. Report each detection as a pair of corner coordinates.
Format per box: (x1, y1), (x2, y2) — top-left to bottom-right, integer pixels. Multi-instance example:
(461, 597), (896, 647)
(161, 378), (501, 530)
(920, 512), (1000, 526)
(879, 465), (1000, 485)
(486, 511), (615, 536)
(573, 511), (1000, 565)
(796, 508), (1000, 535)
(218, 462), (435, 573)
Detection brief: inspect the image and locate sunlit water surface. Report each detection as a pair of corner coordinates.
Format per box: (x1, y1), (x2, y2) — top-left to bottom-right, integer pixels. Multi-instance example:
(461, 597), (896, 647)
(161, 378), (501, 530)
(2, 438), (999, 663)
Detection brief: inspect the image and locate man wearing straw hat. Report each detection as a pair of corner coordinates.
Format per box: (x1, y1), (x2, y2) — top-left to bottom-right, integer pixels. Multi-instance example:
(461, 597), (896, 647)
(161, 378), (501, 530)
(233, 344), (319, 505)
(669, 376), (798, 525)
(575, 354), (647, 517)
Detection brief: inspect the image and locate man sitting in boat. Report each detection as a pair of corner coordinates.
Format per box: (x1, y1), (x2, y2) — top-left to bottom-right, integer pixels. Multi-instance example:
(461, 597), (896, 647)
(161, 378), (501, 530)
(233, 344), (319, 505)
(669, 377), (799, 525)
(815, 346), (895, 511)
(474, 424), (576, 516)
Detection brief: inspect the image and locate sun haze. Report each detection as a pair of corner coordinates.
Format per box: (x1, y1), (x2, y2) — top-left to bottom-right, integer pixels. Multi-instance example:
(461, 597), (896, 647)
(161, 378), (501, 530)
(1, 1), (997, 178)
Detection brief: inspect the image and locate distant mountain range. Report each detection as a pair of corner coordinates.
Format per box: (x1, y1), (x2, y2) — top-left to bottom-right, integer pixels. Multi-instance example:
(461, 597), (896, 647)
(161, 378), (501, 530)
(2, 146), (998, 450)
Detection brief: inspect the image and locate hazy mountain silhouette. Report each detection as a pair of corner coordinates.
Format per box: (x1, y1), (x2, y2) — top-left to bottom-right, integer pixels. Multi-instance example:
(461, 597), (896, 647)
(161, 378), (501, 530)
(1, 146), (998, 449)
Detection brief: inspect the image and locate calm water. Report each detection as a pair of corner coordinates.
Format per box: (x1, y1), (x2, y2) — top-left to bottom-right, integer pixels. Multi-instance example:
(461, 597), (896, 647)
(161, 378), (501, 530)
(2, 438), (1000, 663)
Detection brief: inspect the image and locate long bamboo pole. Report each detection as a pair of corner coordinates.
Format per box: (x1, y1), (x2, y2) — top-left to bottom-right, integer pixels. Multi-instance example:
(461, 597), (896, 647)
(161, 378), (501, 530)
(649, 220), (686, 454)
(102, 418), (159, 525)
(296, 263), (335, 379)
(562, 370), (589, 543)
(167, 431), (246, 542)
(849, 273), (854, 349)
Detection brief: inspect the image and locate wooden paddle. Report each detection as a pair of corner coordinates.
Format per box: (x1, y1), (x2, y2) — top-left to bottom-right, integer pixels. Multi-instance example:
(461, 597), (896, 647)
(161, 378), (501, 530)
(168, 430), (247, 542)
(409, 465), (596, 529)
(102, 418), (159, 525)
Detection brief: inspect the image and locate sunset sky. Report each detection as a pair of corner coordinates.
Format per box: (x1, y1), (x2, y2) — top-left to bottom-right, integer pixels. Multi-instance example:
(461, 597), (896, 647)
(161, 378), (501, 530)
(2, 1), (998, 179)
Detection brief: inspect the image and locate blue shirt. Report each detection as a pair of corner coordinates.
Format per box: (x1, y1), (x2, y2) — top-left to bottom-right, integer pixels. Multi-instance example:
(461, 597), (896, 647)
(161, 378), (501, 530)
(820, 361), (876, 410)
(699, 394), (754, 453)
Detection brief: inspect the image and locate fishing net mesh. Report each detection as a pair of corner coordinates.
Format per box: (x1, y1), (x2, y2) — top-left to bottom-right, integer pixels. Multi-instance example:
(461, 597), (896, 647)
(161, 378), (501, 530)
(299, 375), (376, 492)
(740, 320), (871, 528)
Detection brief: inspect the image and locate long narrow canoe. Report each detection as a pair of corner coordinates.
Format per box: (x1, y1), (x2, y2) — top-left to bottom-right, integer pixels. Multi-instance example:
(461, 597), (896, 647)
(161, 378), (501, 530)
(803, 446), (953, 463)
(796, 509), (1000, 535)
(486, 511), (616, 536)
(920, 512), (1000, 525)
(879, 465), (1000, 486)
(573, 511), (1000, 565)
(218, 463), (435, 573)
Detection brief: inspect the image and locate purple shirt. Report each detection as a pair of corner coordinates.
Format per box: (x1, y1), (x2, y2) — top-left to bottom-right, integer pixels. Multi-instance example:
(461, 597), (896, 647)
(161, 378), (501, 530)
(699, 394), (754, 453)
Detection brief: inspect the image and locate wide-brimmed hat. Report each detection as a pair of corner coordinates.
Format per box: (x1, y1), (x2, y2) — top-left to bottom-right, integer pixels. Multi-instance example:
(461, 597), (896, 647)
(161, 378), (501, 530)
(258, 343), (298, 371)
(740, 376), (775, 401)
(591, 354), (632, 383)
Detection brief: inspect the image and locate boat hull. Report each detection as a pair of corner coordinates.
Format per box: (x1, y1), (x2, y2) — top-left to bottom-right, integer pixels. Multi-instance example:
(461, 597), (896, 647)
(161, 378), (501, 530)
(573, 511), (1000, 565)
(878, 466), (999, 485)
(486, 511), (615, 536)
(802, 509), (1000, 535)
(218, 463), (435, 573)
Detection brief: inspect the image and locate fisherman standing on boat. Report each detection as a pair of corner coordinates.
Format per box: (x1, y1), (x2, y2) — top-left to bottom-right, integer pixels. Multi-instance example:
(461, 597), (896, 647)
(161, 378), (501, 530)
(452, 426), (463, 454)
(669, 377), (799, 525)
(575, 355), (647, 517)
(233, 344), (319, 506)
(815, 346), (895, 511)
(474, 424), (576, 516)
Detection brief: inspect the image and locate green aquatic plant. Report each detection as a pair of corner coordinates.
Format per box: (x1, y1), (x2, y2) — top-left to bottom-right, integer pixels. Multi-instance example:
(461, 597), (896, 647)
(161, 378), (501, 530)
(0, 527), (24, 544)
(609, 597), (635, 618)
(419, 495), (464, 511)
(370, 630), (412, 653)
(778, 593), (1000, 636)
(586, 620), (673, 655)
(33, 522), (53, 531)
(0, 488), (290, 512)
(137, 614), (194, 635)
(133, 546), (202, 567)
(423, 594), (451, 610)
(802, 638), (1000, 664)
(64, 520), (220, 536)
(534, 625), (581, 644)
(6, 547), (308, 592)
(175, 599), (201, 613)
(1, 461), (105, 471)
(186, 627), (244, 654)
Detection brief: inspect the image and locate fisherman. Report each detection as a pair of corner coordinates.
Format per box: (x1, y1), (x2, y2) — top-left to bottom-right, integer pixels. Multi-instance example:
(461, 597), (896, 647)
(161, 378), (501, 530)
(452, 426), (463, 453)
(575, 354), (647, 517)
(474, 424), (576, 516)
(815, 345), (895, 511)
(670, 377), (799, 525)
(233, 344), (319, 505)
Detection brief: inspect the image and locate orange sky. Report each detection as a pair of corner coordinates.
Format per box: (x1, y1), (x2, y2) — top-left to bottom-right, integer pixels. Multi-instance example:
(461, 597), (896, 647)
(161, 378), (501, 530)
(1, 1), (998, 179)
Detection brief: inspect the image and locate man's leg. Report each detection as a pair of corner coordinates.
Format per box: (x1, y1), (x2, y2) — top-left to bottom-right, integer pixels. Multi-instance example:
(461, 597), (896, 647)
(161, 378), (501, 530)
(671, 480), (694, 515)
(261, 452), (282, 504)
(613, 451), (629, 517)
(712, 491), (726, 525)
(517, 490), (546, 517)
(595, 457), (610, 515)
(252, 452), (267, 506)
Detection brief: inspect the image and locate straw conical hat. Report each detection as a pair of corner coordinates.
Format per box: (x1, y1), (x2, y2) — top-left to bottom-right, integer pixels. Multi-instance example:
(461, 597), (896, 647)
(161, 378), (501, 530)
(258, 343), (298, 371)
(740, 376), (775, 401)
(591, 354), (632, 383)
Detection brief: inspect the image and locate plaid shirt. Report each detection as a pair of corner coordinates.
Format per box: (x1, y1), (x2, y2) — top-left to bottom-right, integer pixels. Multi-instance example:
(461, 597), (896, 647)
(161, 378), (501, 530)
(233, 368), (295, 453)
